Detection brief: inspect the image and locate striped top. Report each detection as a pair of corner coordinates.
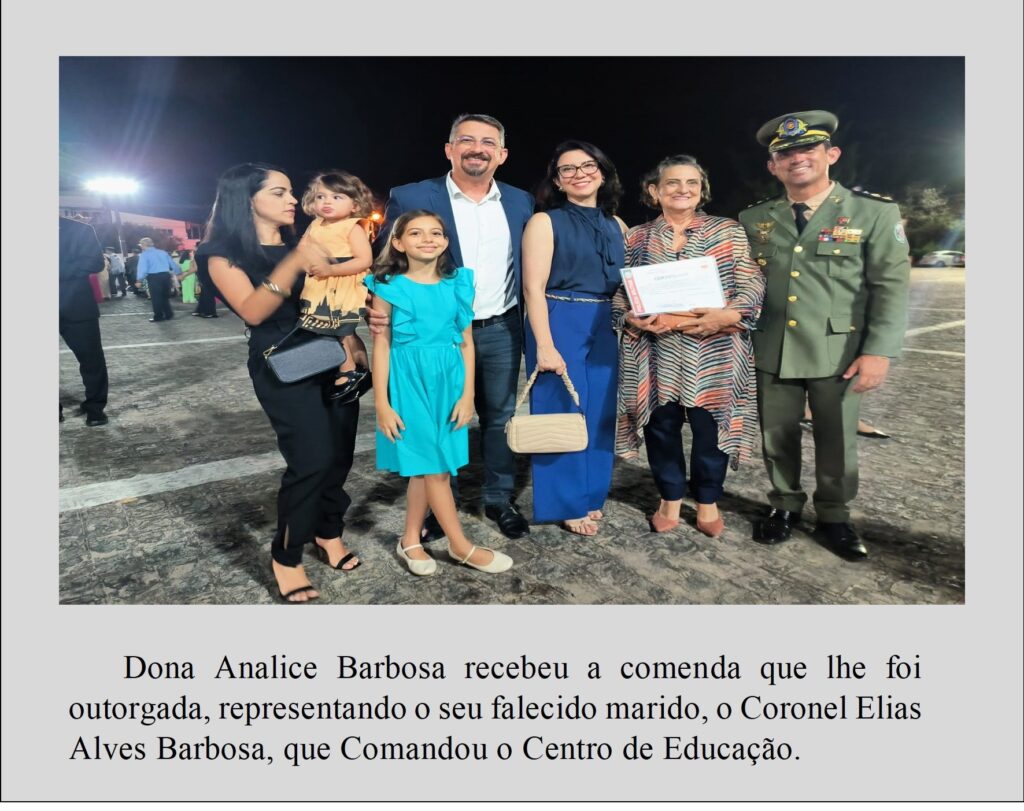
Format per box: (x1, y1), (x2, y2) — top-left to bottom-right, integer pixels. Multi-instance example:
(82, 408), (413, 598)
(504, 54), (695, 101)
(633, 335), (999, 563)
(613, 213), (765, 465)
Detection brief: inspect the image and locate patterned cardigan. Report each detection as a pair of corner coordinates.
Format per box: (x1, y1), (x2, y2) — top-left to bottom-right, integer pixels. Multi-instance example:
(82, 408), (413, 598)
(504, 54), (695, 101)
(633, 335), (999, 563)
(612, 213), (765, 465)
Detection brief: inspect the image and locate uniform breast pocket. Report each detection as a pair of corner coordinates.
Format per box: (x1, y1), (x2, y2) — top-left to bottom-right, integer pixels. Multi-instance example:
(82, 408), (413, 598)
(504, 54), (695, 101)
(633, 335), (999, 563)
(751, 244), (776, 269)
(819, 241), (862, 276)
(748, 245), (777, 331)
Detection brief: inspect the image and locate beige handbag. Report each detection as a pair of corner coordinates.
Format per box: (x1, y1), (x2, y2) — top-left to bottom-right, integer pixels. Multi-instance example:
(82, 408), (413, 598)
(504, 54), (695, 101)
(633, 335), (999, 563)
(505, 368), (588, 454)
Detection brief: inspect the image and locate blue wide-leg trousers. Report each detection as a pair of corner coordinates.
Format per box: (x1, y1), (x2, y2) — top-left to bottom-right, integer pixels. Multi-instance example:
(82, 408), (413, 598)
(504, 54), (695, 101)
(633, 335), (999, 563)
(525, 297), (617, 522)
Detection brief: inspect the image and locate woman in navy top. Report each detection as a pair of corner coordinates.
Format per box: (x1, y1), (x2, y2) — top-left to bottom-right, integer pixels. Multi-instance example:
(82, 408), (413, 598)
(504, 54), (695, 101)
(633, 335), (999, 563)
(522, 140), (627, 536)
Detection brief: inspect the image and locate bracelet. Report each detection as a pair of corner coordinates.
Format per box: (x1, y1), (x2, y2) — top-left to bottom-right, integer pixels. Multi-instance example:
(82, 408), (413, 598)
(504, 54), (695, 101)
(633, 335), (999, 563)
(261, 279), (290, 298)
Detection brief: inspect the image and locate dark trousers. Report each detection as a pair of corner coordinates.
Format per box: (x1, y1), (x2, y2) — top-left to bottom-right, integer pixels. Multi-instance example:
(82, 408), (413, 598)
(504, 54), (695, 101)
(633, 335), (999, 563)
(59, 316), (109, 417)
(194, 279), (218, 316)
(127, 267), (145, 295)
(525, 297), (617, 522)
(756, 370), (861, 523)
(109, 273), (127, 296)
(471, 308), (523, 506)
(644, 403), (730, 504)
(147, 273), (174, 320)
(248, 338), (360, 567)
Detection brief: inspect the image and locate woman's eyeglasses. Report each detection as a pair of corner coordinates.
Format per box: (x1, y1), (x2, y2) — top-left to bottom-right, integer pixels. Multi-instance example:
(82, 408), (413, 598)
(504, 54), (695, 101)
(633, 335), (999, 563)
(556, 160), (600, 179)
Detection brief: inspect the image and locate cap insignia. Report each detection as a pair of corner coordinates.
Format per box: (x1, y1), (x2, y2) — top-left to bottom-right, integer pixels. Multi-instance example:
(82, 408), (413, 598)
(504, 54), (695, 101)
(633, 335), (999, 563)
(778, 117), (808, 139)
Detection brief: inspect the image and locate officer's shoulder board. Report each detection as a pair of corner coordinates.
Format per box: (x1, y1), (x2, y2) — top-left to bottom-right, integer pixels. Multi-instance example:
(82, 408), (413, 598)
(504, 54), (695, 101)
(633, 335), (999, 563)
(851, 188), (896, 203)
(745, 195), (775, 209)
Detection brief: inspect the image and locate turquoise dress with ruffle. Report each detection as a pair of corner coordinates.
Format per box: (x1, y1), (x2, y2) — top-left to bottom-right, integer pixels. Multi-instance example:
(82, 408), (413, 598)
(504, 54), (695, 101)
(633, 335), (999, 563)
(364, 268), (475, 477)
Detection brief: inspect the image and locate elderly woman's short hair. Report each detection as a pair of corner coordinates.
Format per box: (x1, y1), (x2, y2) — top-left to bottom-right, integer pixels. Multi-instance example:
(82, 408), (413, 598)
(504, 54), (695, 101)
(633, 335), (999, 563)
(640, 154), (712, 210)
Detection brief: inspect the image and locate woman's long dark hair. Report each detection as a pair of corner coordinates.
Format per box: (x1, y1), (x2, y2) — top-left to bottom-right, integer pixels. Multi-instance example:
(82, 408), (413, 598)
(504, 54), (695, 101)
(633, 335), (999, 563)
(535, 139), (623, 216)
(200, 162), (293, 273)
(372, 210), (454, 282)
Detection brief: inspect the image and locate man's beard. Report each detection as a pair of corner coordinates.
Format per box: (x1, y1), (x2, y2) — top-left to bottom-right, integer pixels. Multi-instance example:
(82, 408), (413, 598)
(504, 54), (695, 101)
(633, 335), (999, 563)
(460, 154), (491, 177)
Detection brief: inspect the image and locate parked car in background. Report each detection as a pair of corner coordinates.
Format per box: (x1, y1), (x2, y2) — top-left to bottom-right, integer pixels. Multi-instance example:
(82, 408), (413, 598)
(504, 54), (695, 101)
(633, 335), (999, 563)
(918, 250), (965, 267)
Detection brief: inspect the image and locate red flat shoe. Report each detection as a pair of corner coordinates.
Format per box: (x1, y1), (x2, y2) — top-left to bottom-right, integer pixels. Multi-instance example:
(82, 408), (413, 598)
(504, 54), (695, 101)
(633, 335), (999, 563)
(649, 512), (680, 533)
(696, 516), (725, 538)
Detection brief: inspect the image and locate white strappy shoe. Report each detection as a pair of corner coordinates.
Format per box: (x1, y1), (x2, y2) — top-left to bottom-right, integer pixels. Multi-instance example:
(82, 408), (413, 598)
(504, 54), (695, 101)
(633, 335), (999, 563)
(448, 544), (513, 574)
(396, 539), (437, 576)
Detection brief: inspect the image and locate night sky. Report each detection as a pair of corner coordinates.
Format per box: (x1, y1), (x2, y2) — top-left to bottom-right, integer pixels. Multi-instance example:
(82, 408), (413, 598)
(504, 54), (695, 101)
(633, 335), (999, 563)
(59, 56), (964, 227)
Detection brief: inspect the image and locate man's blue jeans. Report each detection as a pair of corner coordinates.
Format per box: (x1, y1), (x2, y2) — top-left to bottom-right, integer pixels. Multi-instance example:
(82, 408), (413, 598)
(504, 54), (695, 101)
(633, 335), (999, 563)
(463, 308), (522, 507)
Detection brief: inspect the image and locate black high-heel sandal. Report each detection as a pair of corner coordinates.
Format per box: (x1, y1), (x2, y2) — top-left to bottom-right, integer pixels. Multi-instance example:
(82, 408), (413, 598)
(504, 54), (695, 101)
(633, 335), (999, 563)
(315, 540), (361, 572)
(279, 585), (319, 602)
(272, 561), (320, 603)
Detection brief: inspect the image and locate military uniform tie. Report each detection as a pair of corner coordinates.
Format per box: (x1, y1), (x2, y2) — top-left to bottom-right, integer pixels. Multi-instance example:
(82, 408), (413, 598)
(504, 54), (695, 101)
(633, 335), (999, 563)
(792, 202), (810, 234)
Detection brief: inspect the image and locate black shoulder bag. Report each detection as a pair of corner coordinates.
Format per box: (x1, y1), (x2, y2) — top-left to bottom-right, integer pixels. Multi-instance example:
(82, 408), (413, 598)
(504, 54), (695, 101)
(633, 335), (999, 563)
(262, 324), (346, 383)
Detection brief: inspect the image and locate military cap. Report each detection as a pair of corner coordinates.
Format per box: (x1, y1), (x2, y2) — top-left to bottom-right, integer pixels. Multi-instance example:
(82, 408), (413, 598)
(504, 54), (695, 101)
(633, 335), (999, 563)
(756, 110), (839, 153)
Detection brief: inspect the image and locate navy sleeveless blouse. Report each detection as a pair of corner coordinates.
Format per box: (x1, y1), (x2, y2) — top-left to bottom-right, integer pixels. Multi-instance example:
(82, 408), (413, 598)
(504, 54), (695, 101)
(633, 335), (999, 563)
(546, 204), (625, 296)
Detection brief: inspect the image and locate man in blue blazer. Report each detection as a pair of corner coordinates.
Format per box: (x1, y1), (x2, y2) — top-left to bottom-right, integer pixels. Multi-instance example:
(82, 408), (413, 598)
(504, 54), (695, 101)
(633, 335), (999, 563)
(373, 113), (534, 540)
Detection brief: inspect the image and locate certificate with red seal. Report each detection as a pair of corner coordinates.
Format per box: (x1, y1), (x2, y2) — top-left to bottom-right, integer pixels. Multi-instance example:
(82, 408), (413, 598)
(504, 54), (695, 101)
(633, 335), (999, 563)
(619, 256), (725, 316)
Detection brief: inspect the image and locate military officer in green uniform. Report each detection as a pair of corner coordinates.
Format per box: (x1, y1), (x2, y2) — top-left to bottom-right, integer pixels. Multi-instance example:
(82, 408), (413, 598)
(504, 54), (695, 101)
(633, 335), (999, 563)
(738, 110), (910, 560)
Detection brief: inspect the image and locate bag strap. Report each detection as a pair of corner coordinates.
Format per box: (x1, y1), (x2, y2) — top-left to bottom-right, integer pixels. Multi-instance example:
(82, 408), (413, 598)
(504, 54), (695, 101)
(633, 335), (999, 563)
(262, 324), (303, 360)
(514, 367), (583, 414)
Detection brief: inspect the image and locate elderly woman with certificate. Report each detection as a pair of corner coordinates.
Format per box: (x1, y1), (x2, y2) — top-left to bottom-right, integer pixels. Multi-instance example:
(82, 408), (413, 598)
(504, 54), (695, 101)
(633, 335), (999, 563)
(612, 155), (765, 538)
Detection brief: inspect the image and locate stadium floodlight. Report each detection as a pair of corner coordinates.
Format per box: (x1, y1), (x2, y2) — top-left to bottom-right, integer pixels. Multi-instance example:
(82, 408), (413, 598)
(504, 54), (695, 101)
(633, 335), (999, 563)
(85, 177), (140, 195)
(85, 177), (140, 254)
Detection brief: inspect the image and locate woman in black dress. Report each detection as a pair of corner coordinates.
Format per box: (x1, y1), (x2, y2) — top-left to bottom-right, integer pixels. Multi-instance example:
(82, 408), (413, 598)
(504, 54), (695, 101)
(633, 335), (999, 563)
(196, 163), (362, 602)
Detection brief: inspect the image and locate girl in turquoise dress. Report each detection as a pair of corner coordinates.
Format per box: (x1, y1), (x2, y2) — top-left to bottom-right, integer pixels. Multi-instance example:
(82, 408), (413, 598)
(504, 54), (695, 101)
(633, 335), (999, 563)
(366, 210), (514, 577)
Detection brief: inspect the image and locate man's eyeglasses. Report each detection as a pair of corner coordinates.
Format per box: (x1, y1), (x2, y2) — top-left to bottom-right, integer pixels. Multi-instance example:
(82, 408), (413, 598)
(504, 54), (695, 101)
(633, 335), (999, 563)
(452, 136), (501, 150)
(556, 160), (600, 179)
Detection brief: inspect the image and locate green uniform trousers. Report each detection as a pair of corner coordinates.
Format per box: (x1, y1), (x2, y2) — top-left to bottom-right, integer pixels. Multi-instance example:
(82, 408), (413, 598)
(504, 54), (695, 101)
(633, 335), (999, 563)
(756, 370), (862, 522)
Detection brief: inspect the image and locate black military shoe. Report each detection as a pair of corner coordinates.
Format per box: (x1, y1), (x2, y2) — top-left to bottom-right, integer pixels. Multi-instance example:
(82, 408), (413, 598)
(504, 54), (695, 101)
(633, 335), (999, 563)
(85, 413), (109, 427)
(753, 508), (801, 544)
(484, 502), (530, 539)
(816, 522), (868, 560)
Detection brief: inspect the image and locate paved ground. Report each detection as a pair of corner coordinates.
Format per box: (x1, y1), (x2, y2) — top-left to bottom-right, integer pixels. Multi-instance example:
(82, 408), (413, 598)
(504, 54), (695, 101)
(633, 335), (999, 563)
(58, 269), (965, 605)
